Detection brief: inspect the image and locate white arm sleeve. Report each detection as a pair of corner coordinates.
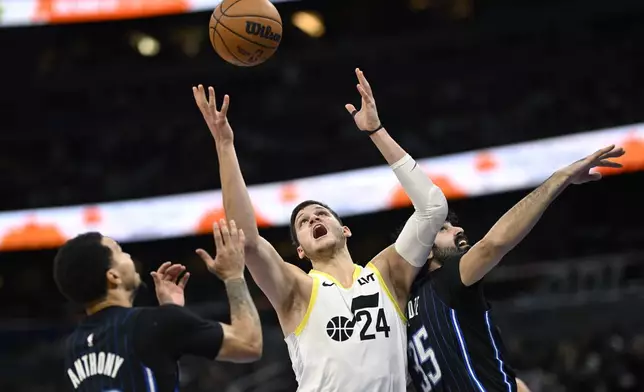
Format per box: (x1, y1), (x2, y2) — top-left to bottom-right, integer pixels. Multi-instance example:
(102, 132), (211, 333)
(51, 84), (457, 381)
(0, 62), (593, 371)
(392, 154), (448, 267)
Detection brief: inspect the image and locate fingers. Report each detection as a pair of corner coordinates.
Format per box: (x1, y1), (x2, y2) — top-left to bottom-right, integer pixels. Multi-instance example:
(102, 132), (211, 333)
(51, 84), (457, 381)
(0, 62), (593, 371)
(178, 272), (191, 289)
(212, 221), (224, 249)
(192, 85), (205, 105)
(164, 264), (186, 281)
(587, 171), (603, 181)
(220, 94), (230, 117)
(208, 86), (216, 109)
(228, 220), (239, 244)
(595, 160), (623, 169)
(590, 144), (616, 160)
(192, 84), (229, 115)
(355, 68), (372, 96)
(196, 248), (214, 265)
(345, 104), (357, 115)
(600, 146), (625, 160)
(356, 84), (372, 103)
(156, 261), (171, 275)
(238, 228), (246, 247)
(219, 219), (231, 245)
(150, 271), (161, 286)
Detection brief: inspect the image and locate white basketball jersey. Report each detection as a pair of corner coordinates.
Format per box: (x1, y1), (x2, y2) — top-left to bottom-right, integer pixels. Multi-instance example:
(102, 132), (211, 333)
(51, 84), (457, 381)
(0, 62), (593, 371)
(285, 263), (408, 392)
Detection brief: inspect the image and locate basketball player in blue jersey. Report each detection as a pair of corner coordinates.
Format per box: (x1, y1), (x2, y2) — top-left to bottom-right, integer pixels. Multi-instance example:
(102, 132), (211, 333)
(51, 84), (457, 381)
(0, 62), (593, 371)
(55, 220), (262, 392)
(193, 68), (448, 392)
(406, 145), (625, 392)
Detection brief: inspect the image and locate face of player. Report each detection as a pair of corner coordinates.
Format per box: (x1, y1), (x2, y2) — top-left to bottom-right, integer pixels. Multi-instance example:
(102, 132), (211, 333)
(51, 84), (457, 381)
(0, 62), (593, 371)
(101, 236), (141, 295)
(294, 204), (351, 260)
(430, 222), (470, 264)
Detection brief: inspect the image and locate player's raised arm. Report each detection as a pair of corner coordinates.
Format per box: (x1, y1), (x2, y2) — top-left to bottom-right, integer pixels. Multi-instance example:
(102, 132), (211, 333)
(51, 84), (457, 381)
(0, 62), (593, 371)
(459, 145), (625, 286)
(196, 220), (262, 363)
(192, 85), (310, 317)
(345, 68), (448, 298)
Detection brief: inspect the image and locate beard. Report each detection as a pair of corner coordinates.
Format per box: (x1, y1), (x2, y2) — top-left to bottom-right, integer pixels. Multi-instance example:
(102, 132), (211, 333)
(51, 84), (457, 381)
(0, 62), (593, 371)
(432, 245), (468, 265)
(432, 232), (471, 266)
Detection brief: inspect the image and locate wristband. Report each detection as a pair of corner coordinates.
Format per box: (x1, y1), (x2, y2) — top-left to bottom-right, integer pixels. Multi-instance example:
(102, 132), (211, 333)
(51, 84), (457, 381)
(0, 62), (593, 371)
(351, 109), (383, 135)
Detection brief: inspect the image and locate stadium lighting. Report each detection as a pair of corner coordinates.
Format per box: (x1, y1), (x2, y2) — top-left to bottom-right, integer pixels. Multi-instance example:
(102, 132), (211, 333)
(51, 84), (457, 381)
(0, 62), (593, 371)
(129, 33), (160, 57)
(292, 11), (325, 38)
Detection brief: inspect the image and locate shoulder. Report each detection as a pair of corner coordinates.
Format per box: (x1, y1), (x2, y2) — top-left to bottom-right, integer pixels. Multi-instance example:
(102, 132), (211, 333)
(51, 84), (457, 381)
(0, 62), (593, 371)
(135, 305), (203, 331)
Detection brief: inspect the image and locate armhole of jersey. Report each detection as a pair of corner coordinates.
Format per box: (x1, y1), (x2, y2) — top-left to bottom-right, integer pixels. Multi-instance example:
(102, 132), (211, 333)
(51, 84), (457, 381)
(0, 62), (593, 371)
(294, 276), (320, 336)
(366, 263), (408, 323)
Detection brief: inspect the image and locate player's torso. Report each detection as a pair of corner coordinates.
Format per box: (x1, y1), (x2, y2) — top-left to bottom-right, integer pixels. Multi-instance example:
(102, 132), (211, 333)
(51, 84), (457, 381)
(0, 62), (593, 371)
(406, 283), (517, 392)
(286, 263), (408, 392)
(63, 307), (178, 392)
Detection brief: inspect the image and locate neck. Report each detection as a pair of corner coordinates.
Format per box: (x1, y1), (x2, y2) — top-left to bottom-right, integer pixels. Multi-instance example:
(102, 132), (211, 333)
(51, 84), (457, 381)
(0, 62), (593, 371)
(429, 260), (442, 272)
(85, 291), (133, 315)
(310, 247), (356, 287)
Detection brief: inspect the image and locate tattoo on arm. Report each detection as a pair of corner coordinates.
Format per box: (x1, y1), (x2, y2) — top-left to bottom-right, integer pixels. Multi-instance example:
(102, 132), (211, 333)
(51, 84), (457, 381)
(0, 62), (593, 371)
(225, 278), (261, 330)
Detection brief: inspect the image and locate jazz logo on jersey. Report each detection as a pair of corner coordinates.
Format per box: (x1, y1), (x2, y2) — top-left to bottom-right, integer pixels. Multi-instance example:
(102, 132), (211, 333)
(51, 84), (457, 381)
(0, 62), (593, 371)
(326, 293), (391, 342)
(67, 352), (125, 389)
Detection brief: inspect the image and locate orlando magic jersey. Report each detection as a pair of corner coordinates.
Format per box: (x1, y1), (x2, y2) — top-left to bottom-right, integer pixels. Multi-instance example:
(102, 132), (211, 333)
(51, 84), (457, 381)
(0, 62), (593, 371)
(63, 306), (179, 392)
(285, 263), (408, 392)
(407, 256), (517, 392)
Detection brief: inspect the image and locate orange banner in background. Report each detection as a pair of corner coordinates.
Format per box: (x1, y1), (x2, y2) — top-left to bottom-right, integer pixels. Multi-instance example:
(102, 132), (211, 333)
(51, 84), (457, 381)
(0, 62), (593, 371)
(34, 0), (190, 24)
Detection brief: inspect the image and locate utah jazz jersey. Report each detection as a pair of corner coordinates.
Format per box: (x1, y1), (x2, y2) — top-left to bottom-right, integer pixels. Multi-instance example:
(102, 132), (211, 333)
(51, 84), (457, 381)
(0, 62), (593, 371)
(407, 255), (517, 392)
(285, 263), (408, 392)
(63, 306), (178, 392)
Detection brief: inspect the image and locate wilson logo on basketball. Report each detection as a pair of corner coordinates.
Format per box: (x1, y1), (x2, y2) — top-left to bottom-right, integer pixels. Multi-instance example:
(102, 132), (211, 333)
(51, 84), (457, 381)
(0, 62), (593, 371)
(245, 22), (281, 43)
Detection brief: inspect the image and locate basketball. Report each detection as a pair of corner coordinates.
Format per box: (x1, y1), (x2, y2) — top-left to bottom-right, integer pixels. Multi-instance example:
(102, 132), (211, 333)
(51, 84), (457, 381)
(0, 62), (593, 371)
(209, 0), (283, 67)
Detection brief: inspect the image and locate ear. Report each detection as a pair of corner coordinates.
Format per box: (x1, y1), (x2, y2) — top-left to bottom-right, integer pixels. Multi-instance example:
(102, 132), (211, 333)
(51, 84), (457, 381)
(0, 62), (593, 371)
(105, 269), (121, 288)
(342, 226), (352, 238)
(297, 245), (306, 260)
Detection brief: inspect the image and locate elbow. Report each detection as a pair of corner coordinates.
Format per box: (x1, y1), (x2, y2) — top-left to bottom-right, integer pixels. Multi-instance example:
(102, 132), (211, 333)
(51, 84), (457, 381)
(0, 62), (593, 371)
(239, 335), (263, 362)
(421, 186), (448, 223)
(244, 240), (261, 255)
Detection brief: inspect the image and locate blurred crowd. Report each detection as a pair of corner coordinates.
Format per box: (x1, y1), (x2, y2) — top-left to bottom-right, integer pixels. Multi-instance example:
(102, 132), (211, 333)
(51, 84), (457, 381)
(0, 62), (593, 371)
(1, 0), (644, 211)
(2, 0), (644, 391)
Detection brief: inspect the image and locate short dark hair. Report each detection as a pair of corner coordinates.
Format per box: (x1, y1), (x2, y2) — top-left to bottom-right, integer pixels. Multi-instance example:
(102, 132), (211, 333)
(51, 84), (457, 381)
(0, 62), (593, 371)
(53, 232), (113, 305)
(289, 200), (343, 246)
(445, 210), (459, 226)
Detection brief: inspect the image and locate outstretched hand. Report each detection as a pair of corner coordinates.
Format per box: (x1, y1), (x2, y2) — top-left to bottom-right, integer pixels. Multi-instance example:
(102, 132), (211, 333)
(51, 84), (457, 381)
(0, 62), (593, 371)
(151, 262), (190, 306)
(196, 219), (246, 282)
(345, 68), (382, 132)
(560, 145), (625, 185)
(192, 84), (234, 145)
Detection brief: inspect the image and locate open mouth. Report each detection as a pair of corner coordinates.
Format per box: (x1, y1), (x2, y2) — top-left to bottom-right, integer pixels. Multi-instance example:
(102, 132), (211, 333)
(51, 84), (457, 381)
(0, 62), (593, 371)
(455, 234), (469, 249)
(312, 224), (328, 239)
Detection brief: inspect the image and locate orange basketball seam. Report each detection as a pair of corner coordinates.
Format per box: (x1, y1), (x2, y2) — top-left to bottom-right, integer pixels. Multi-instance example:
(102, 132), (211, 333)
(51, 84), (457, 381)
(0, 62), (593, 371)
(210, 9), (220, 53)
(210, 26), (219, 52)
(213, 13), (279, 50)
(222, 0), (245, 13)
(214, 28), (252, 66)
(216, 14), (283, 26)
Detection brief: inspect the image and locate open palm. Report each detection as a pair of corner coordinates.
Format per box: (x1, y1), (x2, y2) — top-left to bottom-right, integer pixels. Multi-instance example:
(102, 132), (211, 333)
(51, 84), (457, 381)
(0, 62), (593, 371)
(561, 145), (625, 185)
(151, 262), (191, 306)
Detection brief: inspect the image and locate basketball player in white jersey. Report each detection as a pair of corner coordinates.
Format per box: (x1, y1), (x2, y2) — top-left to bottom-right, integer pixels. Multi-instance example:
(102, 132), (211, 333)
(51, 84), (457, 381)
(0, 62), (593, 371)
(193, 68), (448, 392)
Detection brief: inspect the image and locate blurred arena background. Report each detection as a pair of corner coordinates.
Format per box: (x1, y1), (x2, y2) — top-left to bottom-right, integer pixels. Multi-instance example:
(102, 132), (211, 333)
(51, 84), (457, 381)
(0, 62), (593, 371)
(1, 0), (644, 391)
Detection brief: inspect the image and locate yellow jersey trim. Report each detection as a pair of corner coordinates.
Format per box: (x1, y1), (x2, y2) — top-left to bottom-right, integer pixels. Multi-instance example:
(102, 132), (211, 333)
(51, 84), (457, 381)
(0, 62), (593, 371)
(309, 265), (361, 289)
(294, 276), (320, 336)
(366, 262), (407, 323)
